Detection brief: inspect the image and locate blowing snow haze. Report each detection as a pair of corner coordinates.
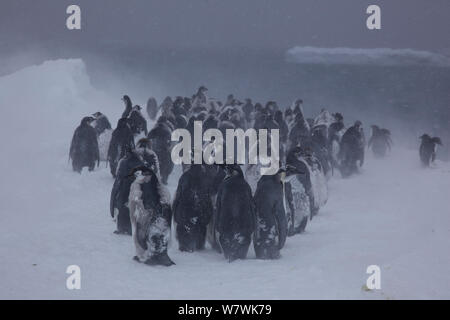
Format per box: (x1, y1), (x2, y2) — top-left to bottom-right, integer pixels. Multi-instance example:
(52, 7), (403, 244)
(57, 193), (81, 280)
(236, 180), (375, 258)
(1, 0), (450, 300)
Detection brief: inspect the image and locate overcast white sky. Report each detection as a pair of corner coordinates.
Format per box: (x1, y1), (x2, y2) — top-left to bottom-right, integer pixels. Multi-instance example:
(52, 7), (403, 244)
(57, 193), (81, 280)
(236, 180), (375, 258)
(1, 0), (449, 54)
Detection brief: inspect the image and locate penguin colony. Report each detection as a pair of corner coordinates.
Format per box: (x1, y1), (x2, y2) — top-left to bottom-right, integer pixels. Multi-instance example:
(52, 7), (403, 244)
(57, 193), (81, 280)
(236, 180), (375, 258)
(69, 87), (443, 266)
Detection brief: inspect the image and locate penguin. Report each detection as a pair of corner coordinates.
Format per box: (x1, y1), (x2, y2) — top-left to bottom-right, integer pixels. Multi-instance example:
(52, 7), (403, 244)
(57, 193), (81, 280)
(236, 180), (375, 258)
(368, 125), (392, 158)
(110, 139), (160, 235)
(147, 117), (174, 185)
(215, 165), (255, 262)
(300, 147), (328, 219)
(128, 166), (175, 266)
(285, 147), (313, 234)
(309, 125), (332, 178)
(284, 108), (294, 127)
(339, 121), (365, 177)
(172, 164), (214, 252)
(205, 164), (227, 253)
(224, 94), (235, 108)
(128, 105), (148, 138)
(92, 112), (113, 162)
(121, 95), (133, 118)
(158, 96), (173, 117)
(107, 118), (135, 178)
(288, 109), (311, 151)
(69, 116), (99, 173)
(419, 134), (442, 167)
(327, 113), (345, 172)
(253, 166), (301, 259)
(182, 97), (192, 114)
(192, 86), (208, 108)
(292, 99), (303, 116)
(146, 97), (159, 120)
(172, 96), (187, 117)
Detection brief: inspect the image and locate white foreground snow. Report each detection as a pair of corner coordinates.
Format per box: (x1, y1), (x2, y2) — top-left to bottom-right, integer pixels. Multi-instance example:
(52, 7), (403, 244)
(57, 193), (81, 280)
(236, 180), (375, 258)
(0, 59), (449, 299)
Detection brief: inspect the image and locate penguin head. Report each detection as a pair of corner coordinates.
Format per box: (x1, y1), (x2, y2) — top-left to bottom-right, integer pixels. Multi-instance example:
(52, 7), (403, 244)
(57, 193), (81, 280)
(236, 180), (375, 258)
(122, 95), (132, 106)
(81, 116), (95, 126)
(254, 103), (263, 113)
(223, 164), (243, 177)
(92, 112), (103, 118)
(420, 134), (431, 141)
(333, 112), (343, 122)
(354, 120), (362, 128)
(136, 138), (151, 150)
(432, 137), (443, 146)
(285, 164), (304, 180)
(130, 166), (154, 183)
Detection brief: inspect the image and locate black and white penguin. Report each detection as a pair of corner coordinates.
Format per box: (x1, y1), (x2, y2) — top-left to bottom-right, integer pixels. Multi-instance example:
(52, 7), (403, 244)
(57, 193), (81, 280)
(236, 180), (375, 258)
(327, 113), (345, 172)
(309, 124), (332, 178)
(160, 96), (174, 119)
(172, 96), (187, 117)
(192, 86), (208, 109)
(146, 97), (159, 120)
(419, 134), (442, 167)
(128, 105), (148, 139)
(107, 118), (135, 178)
(128, 166), (175, 266)
(368, 125), (392, 158)
(147, 116), (174, 185)
(215, 165), (255, 262)
(172, 164), (214, 252)
(92, 112), (113, 161)
(288, 106), (311, 151)
(339, 121), (365, 177)
(285, 147), (312, 234)
(69, 116), (99, 173)
(253, 167), (300, 259)
(110, 139), (160, 235)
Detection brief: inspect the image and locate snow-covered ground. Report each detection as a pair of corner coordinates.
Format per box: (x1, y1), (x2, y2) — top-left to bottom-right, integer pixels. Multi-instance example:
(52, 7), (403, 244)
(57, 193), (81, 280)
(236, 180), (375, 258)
(1, 59), (449, 299)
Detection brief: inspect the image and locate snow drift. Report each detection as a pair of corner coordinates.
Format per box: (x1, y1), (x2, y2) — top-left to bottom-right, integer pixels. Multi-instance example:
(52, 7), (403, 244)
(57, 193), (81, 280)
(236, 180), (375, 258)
(286, 46), (450, 67)
(0, 59), (449, 299)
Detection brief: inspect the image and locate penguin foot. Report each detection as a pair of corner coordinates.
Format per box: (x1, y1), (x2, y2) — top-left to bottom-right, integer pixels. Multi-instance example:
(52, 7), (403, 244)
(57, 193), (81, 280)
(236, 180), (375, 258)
(298, 216), (308, 233)
(145, 254), (175, 267)
(113, 230), (132, 235)
(287, 225), (296, 237)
